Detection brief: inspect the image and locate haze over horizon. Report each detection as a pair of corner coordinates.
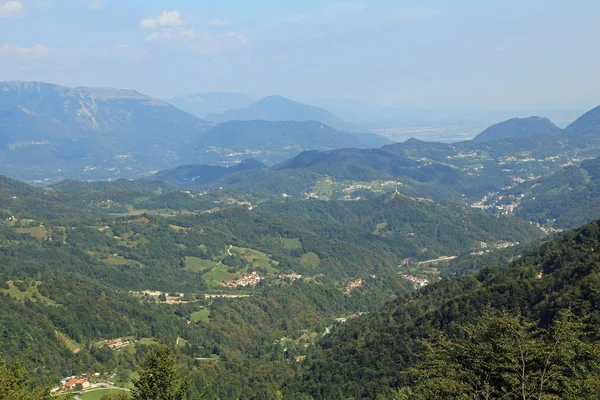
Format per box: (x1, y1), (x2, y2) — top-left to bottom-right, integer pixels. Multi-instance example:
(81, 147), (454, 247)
(2, 0), (599, 112)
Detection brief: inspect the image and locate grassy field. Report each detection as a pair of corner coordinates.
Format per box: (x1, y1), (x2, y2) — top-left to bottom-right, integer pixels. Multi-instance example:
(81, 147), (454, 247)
(15, 226), (47, 239)
(279, 238), (302, 249)
(300, 252), (320, 268)
(203, 265), (236, 285)
(79, 388), (130, 400)
(102, 254), (143, 268)
(184, 256), (218, 272)
(0, 281), (56, 305)
(169, 224), (190, 232)
(138, 338), (158, 346)
(199, 246), (282, 285)
(314, 180), (335, 196)
(232, 246), (279, 273)
(191, 309), (211, 323)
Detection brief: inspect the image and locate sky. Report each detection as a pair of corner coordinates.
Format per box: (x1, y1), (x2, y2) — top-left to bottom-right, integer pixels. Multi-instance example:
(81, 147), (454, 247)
(1, 0), (600, 110)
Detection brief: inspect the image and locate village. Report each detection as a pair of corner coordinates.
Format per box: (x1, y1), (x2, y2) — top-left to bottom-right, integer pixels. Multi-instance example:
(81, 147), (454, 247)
(400, 273), (429, 287)
(219, 272), (264, 288)
(51, 371), (128, 397)
(219, 271), (304, 288)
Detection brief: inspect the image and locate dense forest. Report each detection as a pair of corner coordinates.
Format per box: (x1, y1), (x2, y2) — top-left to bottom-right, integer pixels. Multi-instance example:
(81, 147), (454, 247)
(0, 173), (548, 398)
(288, 219), (600, 399)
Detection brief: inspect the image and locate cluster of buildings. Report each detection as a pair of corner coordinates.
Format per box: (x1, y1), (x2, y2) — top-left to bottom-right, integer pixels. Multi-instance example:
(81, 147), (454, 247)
(496, 241), (519, 249)
(220, 272), (264, 288)
(59, 373), (100, 391)
(278, 273), (302, 283)
(538, 225), (565, 235)
(346, 278), (364, 291)
(101, 337), (132, 350)
(471, 250), (492, 256)
(410, 196), (434, 203)
(400, 273), (429, 287)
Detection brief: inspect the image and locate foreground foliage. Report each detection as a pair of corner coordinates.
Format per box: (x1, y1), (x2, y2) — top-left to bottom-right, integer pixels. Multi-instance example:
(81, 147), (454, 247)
(401, 311), (600, 399)
(0, 361), (50, 400)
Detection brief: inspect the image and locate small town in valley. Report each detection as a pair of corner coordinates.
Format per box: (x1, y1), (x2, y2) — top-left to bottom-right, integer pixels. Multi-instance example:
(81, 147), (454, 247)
(220, 272), (264, 288)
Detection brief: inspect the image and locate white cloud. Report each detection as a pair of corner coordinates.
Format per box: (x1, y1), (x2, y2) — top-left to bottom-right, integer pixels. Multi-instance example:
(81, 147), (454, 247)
(227, 32), (249, 45)
(140, 11), (248, 54)
(180, 28), (198, 40)
(208, 18), (231, 26)
(0, 43), (48, 58)
(116, 44), (130, 49)
(0, 1), (25, 18)
(140, 10), (183, 29)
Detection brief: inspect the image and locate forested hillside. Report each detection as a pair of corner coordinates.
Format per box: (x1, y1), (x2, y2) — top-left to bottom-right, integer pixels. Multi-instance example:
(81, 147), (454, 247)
(0, 173), (547, 397)
(513, 157), (600, 228)
(289, 219), (600, 399)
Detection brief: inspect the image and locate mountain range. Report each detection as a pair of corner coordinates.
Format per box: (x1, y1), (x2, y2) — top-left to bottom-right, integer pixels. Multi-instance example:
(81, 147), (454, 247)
(206, 95), (365, 132)
(0, 82), (389, 183)
(3, 79), (600, 209)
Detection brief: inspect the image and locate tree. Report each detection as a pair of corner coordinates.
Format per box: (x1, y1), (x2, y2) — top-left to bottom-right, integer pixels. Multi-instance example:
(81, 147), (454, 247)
(0, 360), (51, 400)
(402, 310), (600, 399)
(130, 345), (189, 400)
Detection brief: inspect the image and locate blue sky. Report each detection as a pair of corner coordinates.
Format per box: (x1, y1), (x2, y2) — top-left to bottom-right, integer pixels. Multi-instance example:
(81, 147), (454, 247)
(1, 0), (600, 110)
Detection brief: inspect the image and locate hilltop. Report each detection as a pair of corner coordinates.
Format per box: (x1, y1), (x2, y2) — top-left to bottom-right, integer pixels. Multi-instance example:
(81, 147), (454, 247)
(150, 159), (267, 187)
(198, 120), (389, 158)
(206, 95), (364, 132)
(472, 116), (561, 142)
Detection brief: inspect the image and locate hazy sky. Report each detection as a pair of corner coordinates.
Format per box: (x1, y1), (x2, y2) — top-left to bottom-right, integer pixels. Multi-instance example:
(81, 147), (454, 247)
(2, 0), (600, 109)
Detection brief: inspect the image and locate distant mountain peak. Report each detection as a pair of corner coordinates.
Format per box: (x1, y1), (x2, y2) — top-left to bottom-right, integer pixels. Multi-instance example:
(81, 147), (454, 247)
(472, 116), (561, 142)
(261, 95), (289, 101)
(206, 95), (366, 132)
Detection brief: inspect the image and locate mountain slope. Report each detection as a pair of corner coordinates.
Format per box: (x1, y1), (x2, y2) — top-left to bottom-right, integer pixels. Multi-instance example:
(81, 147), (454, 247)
(206, 95), (364, 132)
(192, 120), (390, 166)
(565, 105), (600, 135)
(289, 218), (600, 399)
(0, 173), (548, 394)
(563, 105), (600, 148)
(165, 92), (254, 118)
(150, 159), (267, 187)
(221, 105), (600, 203)
(512, 156), (600, 228)
(472, 116), (562, 142)
(0, 81), (211, 182)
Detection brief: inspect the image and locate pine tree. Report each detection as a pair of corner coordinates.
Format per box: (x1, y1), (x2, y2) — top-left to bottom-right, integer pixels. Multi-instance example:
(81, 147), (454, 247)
(130, 345), (189, 400)
(0, 361), (51, 400)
